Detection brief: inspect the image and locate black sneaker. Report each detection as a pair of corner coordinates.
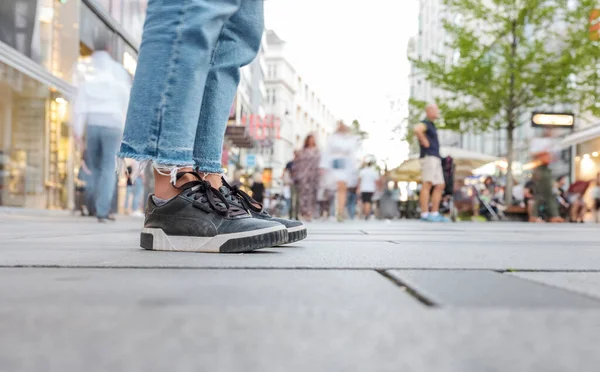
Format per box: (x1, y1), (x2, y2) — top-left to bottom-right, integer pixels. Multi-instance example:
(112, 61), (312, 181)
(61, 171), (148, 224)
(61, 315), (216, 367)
(140, 172), (287, 253)
(220, 178), (307, 244)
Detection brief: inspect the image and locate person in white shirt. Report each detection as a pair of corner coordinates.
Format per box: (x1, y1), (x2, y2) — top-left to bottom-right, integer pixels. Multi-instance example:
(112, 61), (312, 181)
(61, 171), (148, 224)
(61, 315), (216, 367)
(358, 161), (380, 220)
(73, 37), (131, 222)
(321, 122), (360, 222)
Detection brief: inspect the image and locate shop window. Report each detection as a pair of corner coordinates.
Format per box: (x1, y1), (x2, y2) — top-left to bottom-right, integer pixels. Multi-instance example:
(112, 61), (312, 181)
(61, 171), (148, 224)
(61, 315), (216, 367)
(0, 0), (79, 82)
(0, 61), (71, 208)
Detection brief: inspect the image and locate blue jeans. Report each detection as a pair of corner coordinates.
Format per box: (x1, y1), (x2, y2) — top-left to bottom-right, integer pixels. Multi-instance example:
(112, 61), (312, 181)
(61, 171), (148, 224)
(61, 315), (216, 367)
(85, 125), (122, 218)
(346, 191), (357, 220)
(118, 0), (264, 173)
(125, 177), (144, 211)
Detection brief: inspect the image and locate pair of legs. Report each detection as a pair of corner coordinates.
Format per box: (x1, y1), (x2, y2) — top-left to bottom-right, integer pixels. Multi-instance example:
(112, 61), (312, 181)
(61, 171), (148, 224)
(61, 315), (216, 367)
(125, 177), (144, 212)
(85, 124), (122, 219)
(570, 199), (586, 222)
(420, 182), (445, 215)
(531, 165), (563, 222)
(346, 189), (357, 220)
(361, 192), (374, 219)
(336, 181), (347, 221)
(119, 0), (264, 195)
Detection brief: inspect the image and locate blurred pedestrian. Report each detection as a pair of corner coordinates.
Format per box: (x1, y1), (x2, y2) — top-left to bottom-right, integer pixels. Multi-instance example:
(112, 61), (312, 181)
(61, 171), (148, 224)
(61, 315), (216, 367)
(593, 172), (600, 223)
(74, 37), (131, 223)
(124, 159), (145, 217)
(250, 172), (265, 204)
(293, 134), (321, 221)
(284, 151), (299, 219)
(322, 121), (359, 222)
(357, 160), (379, 220)
(529, 129), (563, 223)
(413, 103), (449, 222)
(346, 168), (359, 220)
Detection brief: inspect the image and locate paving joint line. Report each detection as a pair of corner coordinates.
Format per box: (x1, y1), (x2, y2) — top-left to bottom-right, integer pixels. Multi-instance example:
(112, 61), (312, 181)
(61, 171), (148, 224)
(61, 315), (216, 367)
(376, 270), (436, 307)
(2, 265), (600, 272)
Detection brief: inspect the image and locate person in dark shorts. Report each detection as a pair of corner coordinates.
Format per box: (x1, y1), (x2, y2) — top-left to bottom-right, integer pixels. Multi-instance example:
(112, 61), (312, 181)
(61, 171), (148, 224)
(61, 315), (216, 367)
(358, 161), (379, 219)
(413, 104), (449, 222)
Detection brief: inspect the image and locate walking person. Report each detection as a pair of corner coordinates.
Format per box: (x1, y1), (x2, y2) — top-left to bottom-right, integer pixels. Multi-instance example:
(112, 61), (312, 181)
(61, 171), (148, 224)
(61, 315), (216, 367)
(593, 172), (600, 223)
(292, 134), (321, 221)
(529, 129), (564, 223)
(346, 168), (359, 220)
(282, 153), (296, 219)
(357, 160), (379, 220)
(124, 159), (145, 217)
(73, 37), (131, 223)
(322, 121), (359, 222)
(413, 104), (449, 222)
(117, 0), (305, 252)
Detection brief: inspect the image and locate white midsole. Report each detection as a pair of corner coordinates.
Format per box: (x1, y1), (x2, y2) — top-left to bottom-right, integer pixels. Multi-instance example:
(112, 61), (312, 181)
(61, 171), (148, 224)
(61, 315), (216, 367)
(287, 225), (306, 233)
(142, 225), (286, 253)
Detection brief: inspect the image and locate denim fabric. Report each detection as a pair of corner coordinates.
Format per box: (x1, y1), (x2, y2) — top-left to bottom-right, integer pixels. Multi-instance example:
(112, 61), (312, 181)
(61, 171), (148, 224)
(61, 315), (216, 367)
(119, 0), (264, 173)
(125, 177), (144, 211)
(85, 124), (122, 218)
(346, 191), (357, 220)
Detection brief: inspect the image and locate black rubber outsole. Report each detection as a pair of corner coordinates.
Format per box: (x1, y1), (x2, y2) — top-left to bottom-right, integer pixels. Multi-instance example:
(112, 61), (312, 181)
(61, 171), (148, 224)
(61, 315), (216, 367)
(285, 228), (308, 244)
(140, 228), (288, 253)
(219, 229), (288, 253)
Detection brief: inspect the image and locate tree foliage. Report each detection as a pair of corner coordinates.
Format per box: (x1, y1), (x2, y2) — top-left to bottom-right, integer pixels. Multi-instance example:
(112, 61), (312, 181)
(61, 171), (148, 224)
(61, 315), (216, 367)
(409, 0), (600, 201)
(351, 119), (369, 140)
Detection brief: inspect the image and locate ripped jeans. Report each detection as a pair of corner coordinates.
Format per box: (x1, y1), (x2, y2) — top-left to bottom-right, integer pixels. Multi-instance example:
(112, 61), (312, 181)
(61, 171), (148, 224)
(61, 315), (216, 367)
(118, 0), (264, 174)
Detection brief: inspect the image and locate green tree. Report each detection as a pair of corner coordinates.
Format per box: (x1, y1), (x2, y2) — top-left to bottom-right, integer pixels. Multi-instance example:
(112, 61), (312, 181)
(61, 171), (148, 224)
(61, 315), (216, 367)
(351, 119), (369, 140)
(410, 0), (600, 203)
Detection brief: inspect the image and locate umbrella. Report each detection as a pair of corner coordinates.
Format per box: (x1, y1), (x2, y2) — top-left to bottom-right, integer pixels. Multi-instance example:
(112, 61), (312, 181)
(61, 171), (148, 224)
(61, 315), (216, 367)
(390, 147), (499, 182)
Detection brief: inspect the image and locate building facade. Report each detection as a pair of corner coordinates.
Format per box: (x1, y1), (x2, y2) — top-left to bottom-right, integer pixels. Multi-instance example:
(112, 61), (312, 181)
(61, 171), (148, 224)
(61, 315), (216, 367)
(0, 0), (146, 210)
(262, 30), (337, 177)
(408, 0), (461, 149)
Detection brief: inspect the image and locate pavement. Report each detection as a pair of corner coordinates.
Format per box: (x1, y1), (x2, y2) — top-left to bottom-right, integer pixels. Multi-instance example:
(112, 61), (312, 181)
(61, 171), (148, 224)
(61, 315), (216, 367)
(1, 210), (600, 371)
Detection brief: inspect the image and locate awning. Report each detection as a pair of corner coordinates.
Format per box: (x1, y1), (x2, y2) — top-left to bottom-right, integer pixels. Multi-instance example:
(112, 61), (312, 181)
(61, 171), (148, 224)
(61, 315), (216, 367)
(225, 125), (255, 149)
(390, 147), (499, 182)
(561, 125), (600, 147)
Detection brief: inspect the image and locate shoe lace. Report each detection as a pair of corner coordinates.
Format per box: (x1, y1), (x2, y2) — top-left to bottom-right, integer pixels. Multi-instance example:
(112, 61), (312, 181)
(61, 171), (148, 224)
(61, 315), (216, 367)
(176, 172), (230, 216)
(222, 178), (267, 215)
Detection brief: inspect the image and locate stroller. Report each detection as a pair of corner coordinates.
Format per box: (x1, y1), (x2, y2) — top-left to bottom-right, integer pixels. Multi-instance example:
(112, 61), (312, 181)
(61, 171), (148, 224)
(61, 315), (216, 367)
(439, 156), (458, 221)
(473, 186), (506, 221)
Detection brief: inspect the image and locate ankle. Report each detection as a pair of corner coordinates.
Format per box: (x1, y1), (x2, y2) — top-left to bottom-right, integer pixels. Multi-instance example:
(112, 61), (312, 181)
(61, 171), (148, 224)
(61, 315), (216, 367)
(154, 167), (195, 200)
(200, 173), (223, 189)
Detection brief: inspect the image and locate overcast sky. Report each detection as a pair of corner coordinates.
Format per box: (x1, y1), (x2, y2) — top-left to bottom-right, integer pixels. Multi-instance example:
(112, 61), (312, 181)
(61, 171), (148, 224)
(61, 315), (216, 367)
(264, 0), (419, 166)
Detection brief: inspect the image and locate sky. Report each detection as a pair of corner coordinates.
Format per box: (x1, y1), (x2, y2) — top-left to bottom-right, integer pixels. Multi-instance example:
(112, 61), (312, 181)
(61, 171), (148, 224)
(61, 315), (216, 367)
(264, 0), (420, 167)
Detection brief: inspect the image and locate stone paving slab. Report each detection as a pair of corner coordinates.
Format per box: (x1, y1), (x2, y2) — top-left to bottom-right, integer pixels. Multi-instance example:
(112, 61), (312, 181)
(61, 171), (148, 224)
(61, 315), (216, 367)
(2, 233), (600, 270)
(509, 272), (600, 300)
(1, 307), (599, 372)
(0, 268), (421, 309)
(387, 270), (600, 308)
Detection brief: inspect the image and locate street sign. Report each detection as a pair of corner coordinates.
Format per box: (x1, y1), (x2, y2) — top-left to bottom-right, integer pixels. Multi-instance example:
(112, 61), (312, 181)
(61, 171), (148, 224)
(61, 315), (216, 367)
(246, 154), (257, 168)
(531, 112), (574, 128)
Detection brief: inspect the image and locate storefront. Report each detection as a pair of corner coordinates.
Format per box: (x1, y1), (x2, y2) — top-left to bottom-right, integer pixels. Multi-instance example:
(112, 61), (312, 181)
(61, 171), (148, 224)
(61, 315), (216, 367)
(0, 0), (78, 209)
(0, 0), (144, 210)
(562, 124), (600, 207)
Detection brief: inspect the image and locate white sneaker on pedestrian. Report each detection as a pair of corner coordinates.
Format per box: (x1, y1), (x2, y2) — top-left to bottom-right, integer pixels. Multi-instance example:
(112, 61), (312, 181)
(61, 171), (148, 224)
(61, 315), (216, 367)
(131, 210), (145, 218)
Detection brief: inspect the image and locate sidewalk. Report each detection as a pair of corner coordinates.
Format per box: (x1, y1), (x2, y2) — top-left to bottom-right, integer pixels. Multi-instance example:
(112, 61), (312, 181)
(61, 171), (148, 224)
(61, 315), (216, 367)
(1, 212), (600, 371)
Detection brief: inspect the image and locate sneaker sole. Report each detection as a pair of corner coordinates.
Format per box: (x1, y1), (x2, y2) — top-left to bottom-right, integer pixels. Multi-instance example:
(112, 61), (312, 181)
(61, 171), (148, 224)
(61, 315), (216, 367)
(140, 225), (287, 253)
(284, 225), (308, 244)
